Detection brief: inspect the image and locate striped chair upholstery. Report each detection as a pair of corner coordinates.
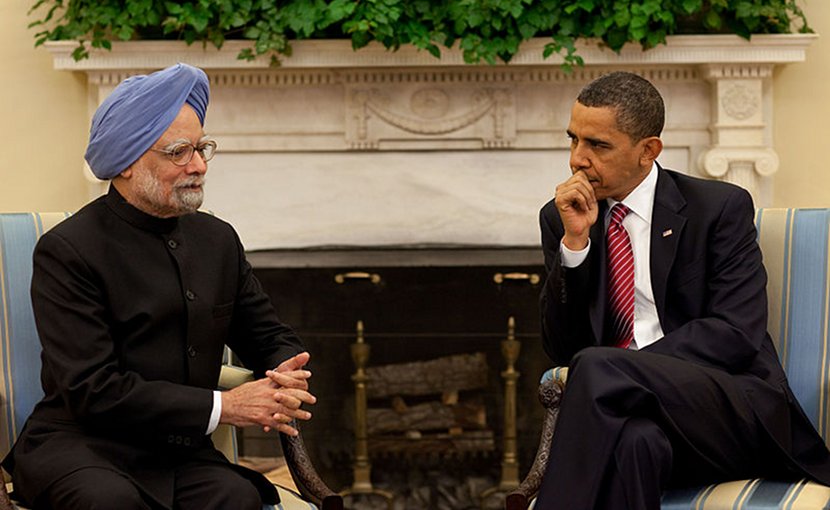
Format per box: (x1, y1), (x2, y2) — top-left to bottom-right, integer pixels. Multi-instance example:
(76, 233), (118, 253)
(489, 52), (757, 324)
(0, 213), (316, 510)
(535, 208), (830, 509)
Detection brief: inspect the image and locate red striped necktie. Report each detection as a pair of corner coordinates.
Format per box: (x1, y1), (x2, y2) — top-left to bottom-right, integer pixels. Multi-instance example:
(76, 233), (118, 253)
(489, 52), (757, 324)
(607, 203), (634, 348)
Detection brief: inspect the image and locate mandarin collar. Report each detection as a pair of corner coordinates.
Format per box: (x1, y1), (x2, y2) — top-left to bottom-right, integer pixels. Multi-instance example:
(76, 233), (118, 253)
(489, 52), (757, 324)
(104, 184), (180, 234)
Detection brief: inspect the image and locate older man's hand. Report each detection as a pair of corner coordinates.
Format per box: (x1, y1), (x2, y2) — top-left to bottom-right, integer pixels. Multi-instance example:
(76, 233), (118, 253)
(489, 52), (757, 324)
(220, 352), (316, 436)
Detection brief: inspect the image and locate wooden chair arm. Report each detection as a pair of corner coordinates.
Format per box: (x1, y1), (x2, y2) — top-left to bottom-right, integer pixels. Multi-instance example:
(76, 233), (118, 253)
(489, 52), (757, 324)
(0, 481), (13, 510)
(505, 376), (566, 510)
(218, 365), (343, 509)
(281, 429), (343, 510)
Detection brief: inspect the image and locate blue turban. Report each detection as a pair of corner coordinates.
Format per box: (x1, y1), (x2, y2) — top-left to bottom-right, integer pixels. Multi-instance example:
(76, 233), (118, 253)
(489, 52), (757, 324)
(85, 63), (210, 180)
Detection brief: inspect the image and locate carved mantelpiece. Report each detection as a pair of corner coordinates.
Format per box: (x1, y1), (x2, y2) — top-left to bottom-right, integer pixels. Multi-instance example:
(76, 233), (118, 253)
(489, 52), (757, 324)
(45, 35), (815, 250)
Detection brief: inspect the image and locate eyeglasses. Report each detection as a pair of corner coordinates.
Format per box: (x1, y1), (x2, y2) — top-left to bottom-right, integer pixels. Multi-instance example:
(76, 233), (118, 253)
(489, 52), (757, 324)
(150, 140), (217, 166)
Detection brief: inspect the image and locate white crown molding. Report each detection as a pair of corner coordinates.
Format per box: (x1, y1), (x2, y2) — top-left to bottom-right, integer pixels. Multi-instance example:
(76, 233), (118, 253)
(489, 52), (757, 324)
(44, 34), (816, 71)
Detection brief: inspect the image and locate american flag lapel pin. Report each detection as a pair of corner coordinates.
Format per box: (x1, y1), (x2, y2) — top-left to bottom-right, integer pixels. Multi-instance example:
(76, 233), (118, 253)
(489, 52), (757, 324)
(662, 229), (673, 237)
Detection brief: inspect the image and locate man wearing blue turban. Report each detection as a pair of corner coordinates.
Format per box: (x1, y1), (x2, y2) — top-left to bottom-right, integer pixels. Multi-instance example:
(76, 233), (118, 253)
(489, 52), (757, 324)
(2, 64), (316, 510)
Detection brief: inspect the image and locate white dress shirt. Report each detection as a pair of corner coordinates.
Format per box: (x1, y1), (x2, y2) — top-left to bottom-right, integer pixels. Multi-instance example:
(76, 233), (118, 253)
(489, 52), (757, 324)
(560, 163), (665, 349)
(207, 391), (222, 434)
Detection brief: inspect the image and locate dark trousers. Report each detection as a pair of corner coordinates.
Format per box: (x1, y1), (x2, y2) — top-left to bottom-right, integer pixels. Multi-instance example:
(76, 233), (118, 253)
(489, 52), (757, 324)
(535, 347), (790, 510)
(33, 460), (263, 510)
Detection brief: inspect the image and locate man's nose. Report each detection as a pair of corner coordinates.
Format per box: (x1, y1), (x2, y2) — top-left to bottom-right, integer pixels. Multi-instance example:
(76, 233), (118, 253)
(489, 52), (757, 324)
(570, 142), (589, 171)
(186, 151), (208, 174)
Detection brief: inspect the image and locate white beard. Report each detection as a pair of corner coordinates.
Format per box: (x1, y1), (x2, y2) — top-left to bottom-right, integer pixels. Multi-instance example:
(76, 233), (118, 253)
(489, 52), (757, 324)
(134, 168), (204, 217)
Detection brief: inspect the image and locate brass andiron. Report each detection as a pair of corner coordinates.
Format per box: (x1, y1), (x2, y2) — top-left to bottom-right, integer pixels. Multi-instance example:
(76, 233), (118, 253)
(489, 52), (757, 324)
(480, 316), (521, 507)
(340, 320), (394, 509)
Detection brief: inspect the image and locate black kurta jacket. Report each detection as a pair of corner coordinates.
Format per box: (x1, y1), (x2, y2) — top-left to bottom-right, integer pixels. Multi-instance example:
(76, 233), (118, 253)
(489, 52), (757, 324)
(4, 186), (304, 507)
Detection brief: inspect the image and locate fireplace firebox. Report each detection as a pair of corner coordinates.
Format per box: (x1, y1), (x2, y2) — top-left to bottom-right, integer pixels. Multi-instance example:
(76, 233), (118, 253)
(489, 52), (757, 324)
(241, 248), (549, 508)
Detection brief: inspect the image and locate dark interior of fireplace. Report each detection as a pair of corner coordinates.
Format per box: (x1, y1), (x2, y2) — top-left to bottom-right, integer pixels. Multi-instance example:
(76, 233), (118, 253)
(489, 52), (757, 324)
(241, 247), (550, 508)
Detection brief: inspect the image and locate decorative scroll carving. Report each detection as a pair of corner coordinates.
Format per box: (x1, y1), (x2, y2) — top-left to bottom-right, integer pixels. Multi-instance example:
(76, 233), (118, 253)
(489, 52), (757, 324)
(410, 88), (450, 118)
(699, 147), (779, 201)
(505, 377), (565, 510)
(700, 63), (777, 206)
(280, 427), (344, 510)
(360, 89), (497, 135)
(700, 147), (779, 178)
(347, 84), (515, 149)
(721, 83), (759, 121)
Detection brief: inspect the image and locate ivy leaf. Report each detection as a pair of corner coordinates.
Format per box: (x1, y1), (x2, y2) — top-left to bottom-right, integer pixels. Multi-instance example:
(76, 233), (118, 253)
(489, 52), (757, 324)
(117, 25), (133, 40)
(165, 2), (183, 15)
(681, 0), (702, 15)
(614, 7), (631, 28)
(237, 47), (253, 61)
(704, 9), (722, 30)
(189, 12), (210, 33)
(518, 22), (536, 39)
(467, 10), (484, 28)
(71, 44), (89, 61)
(327, 0), (355, 22)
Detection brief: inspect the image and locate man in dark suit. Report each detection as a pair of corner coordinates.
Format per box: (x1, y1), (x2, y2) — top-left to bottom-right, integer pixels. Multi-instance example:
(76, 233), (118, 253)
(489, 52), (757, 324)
(536, 71), (830, 509)
(3, 64), (316, 510)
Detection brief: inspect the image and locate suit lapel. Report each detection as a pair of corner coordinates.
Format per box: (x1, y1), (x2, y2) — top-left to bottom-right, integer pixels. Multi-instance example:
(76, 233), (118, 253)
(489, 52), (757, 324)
(650, 168), (687, 325)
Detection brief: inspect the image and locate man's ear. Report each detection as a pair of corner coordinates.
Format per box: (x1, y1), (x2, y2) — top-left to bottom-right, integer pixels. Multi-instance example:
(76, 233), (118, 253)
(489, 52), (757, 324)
(119, 167), (133, 179)
(640, 137), (663, 166)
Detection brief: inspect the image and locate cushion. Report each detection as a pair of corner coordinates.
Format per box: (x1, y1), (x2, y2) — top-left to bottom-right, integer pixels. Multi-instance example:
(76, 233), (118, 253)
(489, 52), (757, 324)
(528, 479), (830, 509)
(272, 484), (320, 510)
(661, 479), (830, 509)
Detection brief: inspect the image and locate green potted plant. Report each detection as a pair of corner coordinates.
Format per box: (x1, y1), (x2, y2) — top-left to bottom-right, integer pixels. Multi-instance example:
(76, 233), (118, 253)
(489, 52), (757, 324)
(29, 0), (812, 68)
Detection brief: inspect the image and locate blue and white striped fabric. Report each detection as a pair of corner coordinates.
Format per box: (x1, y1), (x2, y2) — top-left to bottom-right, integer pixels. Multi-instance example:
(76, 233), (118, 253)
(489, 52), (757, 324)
(756, 209), (830, 443)
(0, 213), (318, 510)
(0, 213), (69, 455)
(537, 208), (830, 509)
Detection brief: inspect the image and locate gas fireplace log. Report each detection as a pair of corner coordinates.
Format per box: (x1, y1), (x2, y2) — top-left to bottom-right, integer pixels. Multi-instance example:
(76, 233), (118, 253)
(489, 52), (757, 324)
(366, 352), (488, 399)
(367, 400), (487, 435)
(369, 430), (495, 457)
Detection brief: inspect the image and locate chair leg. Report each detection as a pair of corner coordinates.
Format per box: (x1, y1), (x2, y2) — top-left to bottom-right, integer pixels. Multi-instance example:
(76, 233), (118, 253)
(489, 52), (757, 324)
(504, 378), (565, 510)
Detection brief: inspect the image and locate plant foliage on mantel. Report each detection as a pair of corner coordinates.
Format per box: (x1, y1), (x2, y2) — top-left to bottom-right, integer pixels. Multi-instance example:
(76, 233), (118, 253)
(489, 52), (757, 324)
(29, 0), (812, 68)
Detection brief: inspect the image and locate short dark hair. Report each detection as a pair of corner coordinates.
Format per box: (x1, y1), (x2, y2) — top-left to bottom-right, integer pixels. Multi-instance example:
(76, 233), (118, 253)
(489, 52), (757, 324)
(576, 71), (665, 141)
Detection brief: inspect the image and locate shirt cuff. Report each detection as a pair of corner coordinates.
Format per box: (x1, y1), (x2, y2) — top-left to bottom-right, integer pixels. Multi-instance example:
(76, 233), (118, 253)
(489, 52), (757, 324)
(206, 390), (222, 435)
(560, 238), (591, 268)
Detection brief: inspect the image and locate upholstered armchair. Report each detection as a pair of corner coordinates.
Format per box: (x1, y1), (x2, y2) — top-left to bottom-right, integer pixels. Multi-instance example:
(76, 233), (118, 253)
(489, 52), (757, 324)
(0, 212), (341, 510)
(509, 208), (830, 510)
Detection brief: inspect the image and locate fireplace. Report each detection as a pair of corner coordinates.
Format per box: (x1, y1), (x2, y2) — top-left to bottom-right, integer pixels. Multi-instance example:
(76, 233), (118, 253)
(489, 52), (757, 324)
(240, 248), (548, 507)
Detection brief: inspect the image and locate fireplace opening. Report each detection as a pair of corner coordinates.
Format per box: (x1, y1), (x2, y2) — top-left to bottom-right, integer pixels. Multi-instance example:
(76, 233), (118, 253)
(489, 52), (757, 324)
(241, 247), (549, 508)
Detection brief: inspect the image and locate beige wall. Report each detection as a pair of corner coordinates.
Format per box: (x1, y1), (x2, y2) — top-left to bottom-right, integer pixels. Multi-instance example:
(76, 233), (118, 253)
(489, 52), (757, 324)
(0, 2), (827, 212)
(773, 1), (830, 207)
(0, 2), (89, 213)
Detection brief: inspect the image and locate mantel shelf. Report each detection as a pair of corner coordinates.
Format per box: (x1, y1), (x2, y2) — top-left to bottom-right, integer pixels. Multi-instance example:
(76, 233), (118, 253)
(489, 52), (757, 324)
(45, 34), (817, 71)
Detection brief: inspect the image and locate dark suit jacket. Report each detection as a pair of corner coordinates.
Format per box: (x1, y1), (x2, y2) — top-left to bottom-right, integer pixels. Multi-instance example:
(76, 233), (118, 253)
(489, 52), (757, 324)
(4, 186), (304, 507)
(539, 166), (830, 484)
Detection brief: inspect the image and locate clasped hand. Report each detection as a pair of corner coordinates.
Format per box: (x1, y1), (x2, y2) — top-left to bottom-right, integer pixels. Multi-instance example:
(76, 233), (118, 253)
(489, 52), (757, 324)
(220, 352), (316, 436)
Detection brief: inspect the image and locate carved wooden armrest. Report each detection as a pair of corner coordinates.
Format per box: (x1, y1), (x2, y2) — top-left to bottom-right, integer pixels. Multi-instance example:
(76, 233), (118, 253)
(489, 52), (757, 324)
(505, 376), (566, 510)
(281, 430), (343, 510)
(0, 480), (14, 510)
